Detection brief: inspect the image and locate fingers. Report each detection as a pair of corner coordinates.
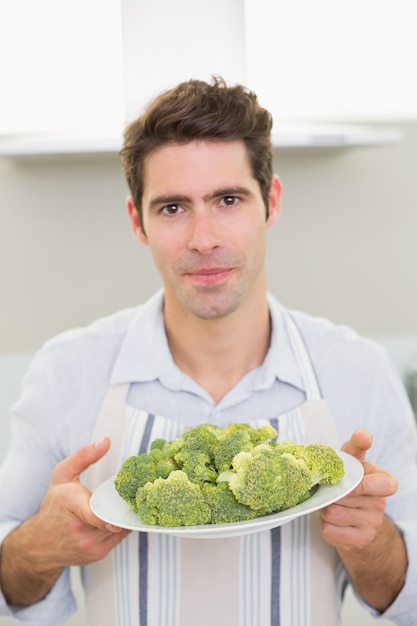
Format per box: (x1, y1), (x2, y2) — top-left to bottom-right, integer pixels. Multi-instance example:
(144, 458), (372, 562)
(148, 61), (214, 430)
(341, 429), (373, 461)
(319, 503), (384, 551)
(24, 439), (132, 571)
(51, 437), (111, 486)
(340, 430), (397, 497)
(66, 486), (124, 533)
(49, 438), (128, 534)
(319, 460), (398, 553)
(348, 461), (398, 498)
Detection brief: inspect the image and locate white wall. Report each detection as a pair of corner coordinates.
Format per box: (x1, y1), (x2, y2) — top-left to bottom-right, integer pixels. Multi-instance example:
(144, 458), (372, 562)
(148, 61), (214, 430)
(267, 120), (417, 337)
(1, 121), (417, 351)
(0, 153), (161, 351)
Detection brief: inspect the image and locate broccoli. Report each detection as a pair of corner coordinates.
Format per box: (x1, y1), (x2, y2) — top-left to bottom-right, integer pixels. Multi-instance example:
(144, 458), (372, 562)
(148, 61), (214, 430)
(149, 437), (170, 452)
(113, 423), (345, 526)
(114, 447), (176, 511)
(201, 481), (258, 524)
(173, 424), (220, 458)
(216, 422), (252, 439)
(246, 424), (278, 446)
(217, 444), (313, 514)
(213, 430), (254, 473)
(213, 424), (278, 473)
(174, 448), (218, 484)
(214, 422), (277, 443)
(136, 470), (212, 526)
(273, 441), (345, 487)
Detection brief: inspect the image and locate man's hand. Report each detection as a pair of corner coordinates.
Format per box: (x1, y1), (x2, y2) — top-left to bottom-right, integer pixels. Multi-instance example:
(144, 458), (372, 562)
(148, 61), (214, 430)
(320, 429), (397, 551)
(0, 438), (130, 606)
(319, 429), (407, 611)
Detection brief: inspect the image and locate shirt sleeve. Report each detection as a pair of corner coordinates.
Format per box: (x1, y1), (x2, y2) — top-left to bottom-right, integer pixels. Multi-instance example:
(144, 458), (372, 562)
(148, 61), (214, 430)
(0, 567), (77, 625)
(371, 363), (417, 626)
(334, 344), (417, 625)
(0, 320), (119, 622)
(0, 348), (76, 622)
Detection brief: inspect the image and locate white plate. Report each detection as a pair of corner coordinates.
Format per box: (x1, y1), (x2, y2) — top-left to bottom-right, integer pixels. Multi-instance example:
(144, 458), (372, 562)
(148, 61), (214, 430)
(90, 451), (363, 539)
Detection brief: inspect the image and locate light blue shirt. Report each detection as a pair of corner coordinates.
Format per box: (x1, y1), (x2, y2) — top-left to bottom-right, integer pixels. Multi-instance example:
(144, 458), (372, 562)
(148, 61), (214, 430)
(1, 291), (417, 625)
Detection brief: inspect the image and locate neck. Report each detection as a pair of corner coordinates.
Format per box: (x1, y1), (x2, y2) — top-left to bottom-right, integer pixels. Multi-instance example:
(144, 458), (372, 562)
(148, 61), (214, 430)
(164, 292), (271, 403)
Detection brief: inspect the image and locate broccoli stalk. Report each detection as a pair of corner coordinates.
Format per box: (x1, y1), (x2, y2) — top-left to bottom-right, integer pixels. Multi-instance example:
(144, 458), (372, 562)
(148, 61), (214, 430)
(174, 448), (218, 484)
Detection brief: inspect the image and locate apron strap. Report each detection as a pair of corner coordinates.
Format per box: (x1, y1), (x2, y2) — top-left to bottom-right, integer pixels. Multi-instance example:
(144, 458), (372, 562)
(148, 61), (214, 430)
(285, 314), (322, 401)
(84, 383), (129, 490)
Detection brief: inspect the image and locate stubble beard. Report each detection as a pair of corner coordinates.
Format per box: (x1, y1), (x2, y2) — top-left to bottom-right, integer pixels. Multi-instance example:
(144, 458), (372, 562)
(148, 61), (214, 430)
(178, 283), (246, 320)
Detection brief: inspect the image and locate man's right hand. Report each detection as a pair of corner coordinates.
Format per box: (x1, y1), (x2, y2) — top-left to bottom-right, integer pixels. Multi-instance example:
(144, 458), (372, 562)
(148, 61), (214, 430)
(0, 438), (130, 606)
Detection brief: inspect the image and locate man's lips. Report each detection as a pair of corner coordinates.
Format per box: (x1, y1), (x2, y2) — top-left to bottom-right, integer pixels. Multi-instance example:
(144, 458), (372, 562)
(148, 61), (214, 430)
(185, 267), (233, 285)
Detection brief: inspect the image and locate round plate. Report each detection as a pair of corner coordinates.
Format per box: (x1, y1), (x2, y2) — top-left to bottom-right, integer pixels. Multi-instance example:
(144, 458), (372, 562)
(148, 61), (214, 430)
(90, 450), (363, 539)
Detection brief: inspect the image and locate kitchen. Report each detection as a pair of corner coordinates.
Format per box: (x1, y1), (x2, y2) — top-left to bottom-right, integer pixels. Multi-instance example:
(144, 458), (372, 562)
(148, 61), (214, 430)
(1, 1), (417, 624)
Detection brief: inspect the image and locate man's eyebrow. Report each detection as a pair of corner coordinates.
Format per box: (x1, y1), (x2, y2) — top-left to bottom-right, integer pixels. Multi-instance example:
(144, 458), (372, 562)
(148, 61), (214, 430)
(203, 186), (252, 201)
(148, 187), (252, 209)
(148, 194), (191, 209)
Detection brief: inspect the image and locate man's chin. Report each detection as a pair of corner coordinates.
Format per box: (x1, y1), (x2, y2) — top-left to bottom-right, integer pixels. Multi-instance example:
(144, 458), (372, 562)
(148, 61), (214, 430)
(182, 296), (241, 321)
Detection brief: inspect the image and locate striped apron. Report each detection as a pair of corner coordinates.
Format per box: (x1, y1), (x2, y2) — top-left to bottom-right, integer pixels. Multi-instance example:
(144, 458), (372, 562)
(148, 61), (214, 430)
(83, 315), (345, 626)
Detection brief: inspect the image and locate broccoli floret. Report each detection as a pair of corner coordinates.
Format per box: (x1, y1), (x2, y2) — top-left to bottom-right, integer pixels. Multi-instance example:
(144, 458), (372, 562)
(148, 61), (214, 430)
(272, 441), (304, 455)
(114, 448), (176, 511)
(213, 425), (277, 474)
(247, 424), (278, 445)
(220, 423), (252, 438)
(216, 422), (277, 443)
(175, 424), (220, 459)
(149, 438), (170, 452)
(214, 430), (254, 473)
(273, 441), (344, 486)
(199, 423), (229, 440)
(136, 470), (212, 527)
(174, 448), (218, 484)
(171, 425), (222, 484)
(201, 481), (258, 524)
(114, 456), (144, 511)
(297, 443), (345, 486)
(217, 444), (313, 514)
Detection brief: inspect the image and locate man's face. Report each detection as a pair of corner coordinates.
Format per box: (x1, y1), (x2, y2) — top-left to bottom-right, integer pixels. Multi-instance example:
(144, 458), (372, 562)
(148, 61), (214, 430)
(129, 140), (280, 321)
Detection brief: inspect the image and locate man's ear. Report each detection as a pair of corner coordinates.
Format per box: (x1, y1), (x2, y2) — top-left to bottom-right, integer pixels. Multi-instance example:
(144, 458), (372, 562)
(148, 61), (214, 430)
(127, 196), (148, 244)
(266, 175), (282, 227)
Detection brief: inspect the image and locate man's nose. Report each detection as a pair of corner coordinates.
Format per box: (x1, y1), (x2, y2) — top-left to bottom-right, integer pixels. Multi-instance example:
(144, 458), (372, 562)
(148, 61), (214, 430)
(188, 209), (222, 253)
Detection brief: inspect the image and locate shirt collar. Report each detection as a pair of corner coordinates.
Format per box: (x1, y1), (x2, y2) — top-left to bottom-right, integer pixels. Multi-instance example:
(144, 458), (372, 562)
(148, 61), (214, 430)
(110, 290), (305, 394)
(110, 289), (180, 387)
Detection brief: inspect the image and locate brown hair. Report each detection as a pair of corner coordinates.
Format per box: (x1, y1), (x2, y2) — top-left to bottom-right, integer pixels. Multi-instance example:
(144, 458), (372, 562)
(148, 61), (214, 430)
(120, 76), (274, 221)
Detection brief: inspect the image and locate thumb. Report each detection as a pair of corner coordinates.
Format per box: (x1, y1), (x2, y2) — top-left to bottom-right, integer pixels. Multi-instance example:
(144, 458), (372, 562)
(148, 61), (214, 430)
(51, 437), (111, 485)
(341, 428), (373, 462)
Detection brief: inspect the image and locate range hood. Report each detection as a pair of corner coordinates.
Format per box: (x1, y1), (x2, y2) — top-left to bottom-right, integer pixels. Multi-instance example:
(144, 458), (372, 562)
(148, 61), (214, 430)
(0, 0), (406, 159)
(0, 123), (403, 158)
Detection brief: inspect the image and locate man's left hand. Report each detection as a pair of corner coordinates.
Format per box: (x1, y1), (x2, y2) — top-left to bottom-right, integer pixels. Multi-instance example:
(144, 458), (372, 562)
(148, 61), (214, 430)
(319, 429), (397, 551)
(319, 429), (406, 612)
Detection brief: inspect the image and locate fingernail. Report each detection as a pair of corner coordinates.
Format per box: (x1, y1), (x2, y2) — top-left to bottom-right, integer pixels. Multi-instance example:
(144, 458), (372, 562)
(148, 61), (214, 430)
(105, 523), (121, 532)
(93, 437), (107, 448)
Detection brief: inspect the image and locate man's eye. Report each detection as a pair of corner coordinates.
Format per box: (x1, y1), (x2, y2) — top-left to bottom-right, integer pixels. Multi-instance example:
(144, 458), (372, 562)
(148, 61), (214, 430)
(221, 196), (238, 206)
(161, 204), (181, 215)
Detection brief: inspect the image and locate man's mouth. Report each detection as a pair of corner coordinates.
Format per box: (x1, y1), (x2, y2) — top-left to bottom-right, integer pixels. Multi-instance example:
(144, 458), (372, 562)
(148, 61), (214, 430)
(185, 267), (233, 285)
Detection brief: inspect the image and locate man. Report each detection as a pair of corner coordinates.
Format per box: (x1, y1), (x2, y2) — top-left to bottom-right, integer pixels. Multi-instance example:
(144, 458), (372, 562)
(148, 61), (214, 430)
(0, 77), (416, 625)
